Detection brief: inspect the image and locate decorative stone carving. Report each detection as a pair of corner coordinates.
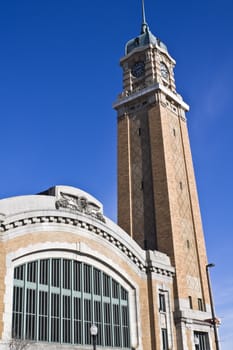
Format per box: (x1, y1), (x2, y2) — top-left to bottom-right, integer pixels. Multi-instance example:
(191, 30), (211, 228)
(55, 192), (105, 223)
(0, 213), (176, 275)
(0, 213), (5, 224)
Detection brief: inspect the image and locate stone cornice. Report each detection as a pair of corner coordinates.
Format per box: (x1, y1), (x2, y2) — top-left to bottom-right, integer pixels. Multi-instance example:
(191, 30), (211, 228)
(174, 309), (213, 329)
(113, 82), (189, 111)
(0, 211), (174, 278)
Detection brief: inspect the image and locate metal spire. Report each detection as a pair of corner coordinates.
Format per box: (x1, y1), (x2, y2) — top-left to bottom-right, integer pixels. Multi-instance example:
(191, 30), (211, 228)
(141, 0), (148, 33)
(142, 0), (146, 24)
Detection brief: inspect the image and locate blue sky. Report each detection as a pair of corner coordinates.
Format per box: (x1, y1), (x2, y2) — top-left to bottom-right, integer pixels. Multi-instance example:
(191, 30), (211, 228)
(0, 0), (232, 348)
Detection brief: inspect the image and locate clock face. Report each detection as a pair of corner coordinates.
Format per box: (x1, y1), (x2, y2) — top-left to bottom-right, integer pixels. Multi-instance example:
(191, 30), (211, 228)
(160, 62), (169, 80)
(131, 61), (145, 78)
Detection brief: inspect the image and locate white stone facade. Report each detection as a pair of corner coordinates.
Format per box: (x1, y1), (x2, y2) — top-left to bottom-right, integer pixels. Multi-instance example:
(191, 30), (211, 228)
(0, 186), (176, 350)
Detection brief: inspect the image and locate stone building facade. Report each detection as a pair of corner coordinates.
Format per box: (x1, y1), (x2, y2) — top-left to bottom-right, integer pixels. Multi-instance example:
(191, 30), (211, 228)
(0, 185), (175, 349)
(0, 6), (217, 350)
(113, 9), (216, 350)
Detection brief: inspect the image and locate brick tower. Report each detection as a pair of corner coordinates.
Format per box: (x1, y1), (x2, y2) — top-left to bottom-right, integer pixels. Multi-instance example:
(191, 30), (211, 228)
(113, 2), (214, 349)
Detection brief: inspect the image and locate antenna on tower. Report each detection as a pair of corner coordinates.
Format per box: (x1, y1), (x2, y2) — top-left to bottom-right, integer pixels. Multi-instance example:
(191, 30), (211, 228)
(141, 0), (148, 33)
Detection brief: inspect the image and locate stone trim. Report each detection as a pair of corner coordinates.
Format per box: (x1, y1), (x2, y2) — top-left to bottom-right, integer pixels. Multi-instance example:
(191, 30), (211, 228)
(0, 214), (174, 277)
(113, 82), (189, 111)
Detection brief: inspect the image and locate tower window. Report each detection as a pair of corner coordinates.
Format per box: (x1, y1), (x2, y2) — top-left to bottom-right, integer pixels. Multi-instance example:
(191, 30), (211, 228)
(12, 259), (130, 348)
(194, 331), (210, 350)
(189, 296), (193, 309)
(161, 328), (169, 350)
(179, 181), (183, 190)
(173, 128), (176, 136)
(159, 293), (166, 312)
(198, 298), (205, 311)
(143, 240), (148, 250)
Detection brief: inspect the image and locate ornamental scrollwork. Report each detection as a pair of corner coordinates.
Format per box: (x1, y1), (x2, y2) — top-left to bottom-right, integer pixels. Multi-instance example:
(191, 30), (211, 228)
(55, 192), (105, 223)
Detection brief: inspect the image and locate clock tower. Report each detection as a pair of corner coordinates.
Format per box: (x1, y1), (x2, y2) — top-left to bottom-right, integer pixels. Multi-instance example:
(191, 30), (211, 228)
(113, 2), (215, 349)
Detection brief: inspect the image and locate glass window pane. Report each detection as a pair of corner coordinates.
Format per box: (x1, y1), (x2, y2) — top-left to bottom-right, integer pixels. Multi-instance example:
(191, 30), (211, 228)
(12, 259), (131, 348)
(51, 259), (60, 287)
(121, 286), (128, 301)
(84, 299), (91, 344)
(39, 291), (48, 341)
(73, 261), (81, 292)
(84, 264), (91, 293)
(40, 259), (49, 285)
(63, 259), (71, 289)
(74, 297), (82, 344)
(51, 293), (60, 342)
(27, 261), (37, 283)
(103, 273), (110, 297)
(194, 332), (210, 350)
(112, 280), (119, 299)
(93, 268), (101, 295)
(14, 265), (24, 280)
(25, 289), (36, 340)
(94, 300), (102, 345)
(12, 286), (23, 338)
(162, 328), (168, 350)
(63, 295), (71, 343)
(159, 294), (166, 312)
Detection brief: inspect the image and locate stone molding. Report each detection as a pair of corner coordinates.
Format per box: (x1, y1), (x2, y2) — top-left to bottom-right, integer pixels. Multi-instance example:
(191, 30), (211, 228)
(0, 212), (174, 277)
(113, 82), (189, 111)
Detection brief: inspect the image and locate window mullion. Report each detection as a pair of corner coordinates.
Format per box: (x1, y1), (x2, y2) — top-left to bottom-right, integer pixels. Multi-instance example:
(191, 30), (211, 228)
(91, 265), (94, 324)
(101, 271), (105, 346)
(22, 263), (27, 339)
(81, 262), (84, 344)
(119, 288), (123, 347)
(48, 259), (51, 343)
(60, 259), (63, 344)
(71, 260), (74, 344)
(110, 277), (114, 347)
(100, 270), (103, 346)
(36, 260), (39, 341)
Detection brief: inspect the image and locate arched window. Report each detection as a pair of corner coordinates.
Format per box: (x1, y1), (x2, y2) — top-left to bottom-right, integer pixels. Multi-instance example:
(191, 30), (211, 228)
(12, 258), (130, 348)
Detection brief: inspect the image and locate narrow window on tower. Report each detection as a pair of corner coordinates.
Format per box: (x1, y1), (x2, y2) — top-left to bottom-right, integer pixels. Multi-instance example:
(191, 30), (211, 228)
(159, 293), (166, 312)
(161, 328), (169, 350)
(173, 128), (176, 137)
(198, 298), (205, 311)
(189, 296), (193, 309)
(138, 127), (141, 136)
(179, 181), (183, 190)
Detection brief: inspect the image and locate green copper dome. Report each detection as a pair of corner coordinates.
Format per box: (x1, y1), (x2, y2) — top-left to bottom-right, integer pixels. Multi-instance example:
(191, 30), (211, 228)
(125, 0), (167, 55)
(125, 23), (167, 55)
